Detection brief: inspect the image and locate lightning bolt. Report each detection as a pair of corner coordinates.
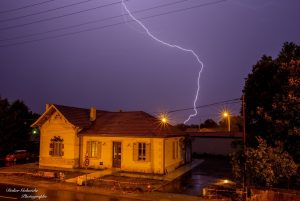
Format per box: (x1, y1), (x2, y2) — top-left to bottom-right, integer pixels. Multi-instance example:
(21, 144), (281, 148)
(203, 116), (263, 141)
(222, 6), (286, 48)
(121, 1), (204, 124)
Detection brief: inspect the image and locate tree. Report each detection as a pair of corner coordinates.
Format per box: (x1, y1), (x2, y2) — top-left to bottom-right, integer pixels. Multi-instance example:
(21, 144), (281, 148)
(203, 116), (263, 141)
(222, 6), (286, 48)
(231, 137), (298, 187)
(243, 42), (300, 153)
(231, 42), (300, 188)
(0, 97), (39, 153)
(200, 119), (218, 128)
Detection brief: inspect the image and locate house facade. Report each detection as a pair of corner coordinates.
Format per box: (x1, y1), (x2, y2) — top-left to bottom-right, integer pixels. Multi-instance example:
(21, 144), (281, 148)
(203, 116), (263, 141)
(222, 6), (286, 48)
(31, 104), (188, 174)
(187, 129), (243, 155)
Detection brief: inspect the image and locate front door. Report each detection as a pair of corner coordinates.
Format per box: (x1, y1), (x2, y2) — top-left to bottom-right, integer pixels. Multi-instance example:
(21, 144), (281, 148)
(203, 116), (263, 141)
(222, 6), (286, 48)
(112, 142), (121, 168)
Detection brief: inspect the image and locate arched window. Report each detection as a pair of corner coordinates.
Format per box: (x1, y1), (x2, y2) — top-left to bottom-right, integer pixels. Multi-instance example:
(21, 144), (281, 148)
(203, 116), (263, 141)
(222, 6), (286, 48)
(49, 136), (64, 156)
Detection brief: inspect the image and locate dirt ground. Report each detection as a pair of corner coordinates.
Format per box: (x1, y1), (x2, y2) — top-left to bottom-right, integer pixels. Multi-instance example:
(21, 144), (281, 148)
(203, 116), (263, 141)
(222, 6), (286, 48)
(89, 175), (167, 192)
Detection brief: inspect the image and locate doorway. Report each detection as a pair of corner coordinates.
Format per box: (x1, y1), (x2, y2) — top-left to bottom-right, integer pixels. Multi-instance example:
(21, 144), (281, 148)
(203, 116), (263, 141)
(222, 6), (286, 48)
(112, 142), (121, 168)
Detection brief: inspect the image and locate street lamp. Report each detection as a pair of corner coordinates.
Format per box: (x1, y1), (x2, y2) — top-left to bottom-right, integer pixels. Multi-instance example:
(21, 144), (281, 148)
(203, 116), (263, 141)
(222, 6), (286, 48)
(159, 113), (169, 125)
(223, 112), (230, 132)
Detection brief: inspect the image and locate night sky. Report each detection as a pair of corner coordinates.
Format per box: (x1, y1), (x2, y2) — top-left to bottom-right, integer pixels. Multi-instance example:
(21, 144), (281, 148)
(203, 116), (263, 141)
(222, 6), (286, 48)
(0, 0), (299, 124)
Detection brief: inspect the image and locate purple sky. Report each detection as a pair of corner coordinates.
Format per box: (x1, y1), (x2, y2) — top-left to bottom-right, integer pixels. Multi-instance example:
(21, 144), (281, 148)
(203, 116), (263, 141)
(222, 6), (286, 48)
(0, 0), (299, 124)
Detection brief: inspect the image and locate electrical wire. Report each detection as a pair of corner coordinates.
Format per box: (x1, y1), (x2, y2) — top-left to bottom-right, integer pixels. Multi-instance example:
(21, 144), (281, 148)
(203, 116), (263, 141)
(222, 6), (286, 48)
(0, 0), (189, 42)
(0, 0), (226, 48)
(0, 0), (127, 31)
(0, 0), (55, 14)
(167, 98), (241, 114)
(0, 0), (103, 23)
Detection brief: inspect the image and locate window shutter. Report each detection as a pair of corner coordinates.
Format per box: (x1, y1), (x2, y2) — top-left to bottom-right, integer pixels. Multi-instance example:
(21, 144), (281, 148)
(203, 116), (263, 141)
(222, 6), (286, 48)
(172, 141), (175, 159)
(62, 143), (64, 149)
(97, 142), (102, 158)
(49, 151), (53, 155)
(175, 141), (178, 159)
(86, 141), (91, 157)
(61, 151), (64, 156)
(145, 143), (151, 162)
(133, 143), (138, 161)
(50, 142), (53, 148)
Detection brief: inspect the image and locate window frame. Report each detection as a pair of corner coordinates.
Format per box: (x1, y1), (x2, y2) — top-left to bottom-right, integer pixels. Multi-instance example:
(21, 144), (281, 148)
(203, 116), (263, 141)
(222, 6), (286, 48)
(133, 142), (151, 162)
(49, 136), (64, 157)
(138, 142), (146, 161)
(86, 140), (102, 159)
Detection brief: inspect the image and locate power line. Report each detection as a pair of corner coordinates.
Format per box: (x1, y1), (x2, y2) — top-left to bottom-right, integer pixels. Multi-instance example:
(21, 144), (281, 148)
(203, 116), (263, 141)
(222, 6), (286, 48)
(0, 0), (103, 23)
(0, 0), (189, 42)
(167, 98), (241, 114)
(0, 0), (55, 14)
(0, 0), (126, 31)
(0, 0), (226, 48)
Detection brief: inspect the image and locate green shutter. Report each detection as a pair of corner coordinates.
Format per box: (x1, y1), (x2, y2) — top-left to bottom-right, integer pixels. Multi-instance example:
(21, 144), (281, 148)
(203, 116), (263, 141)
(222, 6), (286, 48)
(145, 143), (151, 162)
(133, 143), (138, 161)
(97, 142), (102, 158)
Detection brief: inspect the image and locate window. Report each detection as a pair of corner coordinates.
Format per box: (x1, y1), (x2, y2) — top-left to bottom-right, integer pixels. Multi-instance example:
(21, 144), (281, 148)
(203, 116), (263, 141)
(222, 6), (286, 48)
(49, 136), (64, 156)
(133, 142), (151, 162)
(86, 141), (102, 158)
(138, 143), (146, 161)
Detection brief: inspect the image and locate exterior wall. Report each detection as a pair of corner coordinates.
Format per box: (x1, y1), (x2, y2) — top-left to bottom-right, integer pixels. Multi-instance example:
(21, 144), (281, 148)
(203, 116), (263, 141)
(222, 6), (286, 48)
(81, 136), (168, 174)
(39, 111), (79, 168)
(192, 137), (239, 155)
(164, 137), (185, 173)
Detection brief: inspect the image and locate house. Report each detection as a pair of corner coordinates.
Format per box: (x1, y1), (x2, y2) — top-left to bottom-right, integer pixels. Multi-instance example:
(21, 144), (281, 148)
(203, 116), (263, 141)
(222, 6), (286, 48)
(31, 104), (189, 174)
(187, 129), (243, 155)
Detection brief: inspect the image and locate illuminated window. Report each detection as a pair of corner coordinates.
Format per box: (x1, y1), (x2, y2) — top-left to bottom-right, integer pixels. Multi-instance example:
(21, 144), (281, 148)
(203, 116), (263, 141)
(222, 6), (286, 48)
(49, 136), (64, 156)
(86, 141), (102, 158)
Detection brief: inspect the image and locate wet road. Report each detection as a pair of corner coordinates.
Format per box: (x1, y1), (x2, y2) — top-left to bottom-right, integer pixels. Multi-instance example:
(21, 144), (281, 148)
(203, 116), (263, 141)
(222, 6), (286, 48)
(160, 158), (232, 196)
(0, 184), (143, 201)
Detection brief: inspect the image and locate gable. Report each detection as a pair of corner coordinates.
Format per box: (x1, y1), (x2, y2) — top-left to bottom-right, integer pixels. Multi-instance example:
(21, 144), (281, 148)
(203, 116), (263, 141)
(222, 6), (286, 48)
(31, 105), (76, 128)
(41, 111), (75, 131)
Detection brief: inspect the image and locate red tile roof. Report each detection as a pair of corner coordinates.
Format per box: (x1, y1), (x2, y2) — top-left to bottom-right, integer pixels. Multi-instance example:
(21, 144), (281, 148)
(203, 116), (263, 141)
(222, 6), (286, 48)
(54, 104), (107, 129)
(79, 111), (185, 137)
(32, 104), (185, 137)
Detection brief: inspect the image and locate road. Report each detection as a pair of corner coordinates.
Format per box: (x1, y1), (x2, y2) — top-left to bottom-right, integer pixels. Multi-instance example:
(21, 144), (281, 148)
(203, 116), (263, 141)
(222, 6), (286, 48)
(160, 158), (232, 196)
(0, 184), (143, 201)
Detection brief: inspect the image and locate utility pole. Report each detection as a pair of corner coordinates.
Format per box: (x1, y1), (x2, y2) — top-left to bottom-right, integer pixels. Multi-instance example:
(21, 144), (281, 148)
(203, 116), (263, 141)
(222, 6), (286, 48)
(242, 95), (247, 200)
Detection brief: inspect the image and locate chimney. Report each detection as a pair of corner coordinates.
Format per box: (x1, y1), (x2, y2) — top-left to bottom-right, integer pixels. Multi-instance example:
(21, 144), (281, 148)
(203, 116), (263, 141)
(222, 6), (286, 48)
(90, 107), (96, 121)
(46, 103), (51, 111)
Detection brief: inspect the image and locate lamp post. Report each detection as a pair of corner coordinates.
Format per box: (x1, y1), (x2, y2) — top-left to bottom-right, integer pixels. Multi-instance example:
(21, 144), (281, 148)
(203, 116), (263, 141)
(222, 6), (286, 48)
(223, 112), (230, 132)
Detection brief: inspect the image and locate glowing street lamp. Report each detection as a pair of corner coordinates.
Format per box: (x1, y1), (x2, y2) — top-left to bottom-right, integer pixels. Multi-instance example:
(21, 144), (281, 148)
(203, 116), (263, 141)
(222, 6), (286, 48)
(32, 128), (39, 135)
(159, 113), (169, 125)
(223, 111), (231, 132)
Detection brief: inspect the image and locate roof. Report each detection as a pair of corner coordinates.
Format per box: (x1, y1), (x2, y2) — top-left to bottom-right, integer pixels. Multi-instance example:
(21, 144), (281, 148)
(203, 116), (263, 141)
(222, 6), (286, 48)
(54, 105), (107, 128)
(32, 104), (185, 137)
(31, 104), (107, 128)
(79, 111), (185, 137)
